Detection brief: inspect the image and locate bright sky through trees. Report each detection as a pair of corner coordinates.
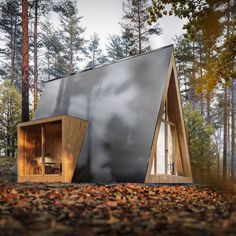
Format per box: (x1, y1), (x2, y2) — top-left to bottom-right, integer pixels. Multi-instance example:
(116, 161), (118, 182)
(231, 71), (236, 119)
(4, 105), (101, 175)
(49, 1), (186, 49)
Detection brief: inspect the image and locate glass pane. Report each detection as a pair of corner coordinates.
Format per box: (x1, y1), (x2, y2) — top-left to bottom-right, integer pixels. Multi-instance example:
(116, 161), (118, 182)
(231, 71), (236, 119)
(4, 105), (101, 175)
(44, 122), (62, 175)
(150, 158), (155, 175)
(156, 122), (165, 174)
(24, 125), (42, 175)
(167, 125), (173, 175)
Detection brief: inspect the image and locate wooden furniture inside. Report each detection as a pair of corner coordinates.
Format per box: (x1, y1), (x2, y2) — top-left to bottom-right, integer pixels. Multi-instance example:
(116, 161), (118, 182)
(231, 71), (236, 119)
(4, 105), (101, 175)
(145, 52), (193, 183)
(18, 115), (88, 183)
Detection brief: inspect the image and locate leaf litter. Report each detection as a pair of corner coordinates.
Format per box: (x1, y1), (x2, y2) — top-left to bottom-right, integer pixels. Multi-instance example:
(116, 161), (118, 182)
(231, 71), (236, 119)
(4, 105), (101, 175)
(0, 183), (236, 236)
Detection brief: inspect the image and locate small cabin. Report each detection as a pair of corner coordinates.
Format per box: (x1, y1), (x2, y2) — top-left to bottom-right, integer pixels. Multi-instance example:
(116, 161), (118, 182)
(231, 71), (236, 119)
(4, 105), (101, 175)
(18, 45), (193, 183)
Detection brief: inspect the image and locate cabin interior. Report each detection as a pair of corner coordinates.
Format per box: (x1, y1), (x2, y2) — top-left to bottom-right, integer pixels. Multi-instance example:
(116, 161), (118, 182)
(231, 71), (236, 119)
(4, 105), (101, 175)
(22, 121), (62, 176)
(18, 115), (88, 183)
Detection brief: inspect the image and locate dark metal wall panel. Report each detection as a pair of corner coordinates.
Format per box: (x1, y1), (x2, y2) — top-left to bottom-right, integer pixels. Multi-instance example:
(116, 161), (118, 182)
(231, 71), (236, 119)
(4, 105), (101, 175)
(33, 45), (173, 183)
(33, 68), (106, 121)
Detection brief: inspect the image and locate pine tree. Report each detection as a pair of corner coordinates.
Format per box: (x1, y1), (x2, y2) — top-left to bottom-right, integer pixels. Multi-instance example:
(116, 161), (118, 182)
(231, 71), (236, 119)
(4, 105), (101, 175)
(174, 36), (196, 105)
(174, 33), (207, 114)
(0, 0), (22, 86)
(59, 1), (86, 74)
(106, 34), (127, 61)
(174, 31), (224, 179)
(41, 22), (67, 79)
(120, 0), (161, 56)
(86, 33), (107, 68)
(28, 0), (58, 110)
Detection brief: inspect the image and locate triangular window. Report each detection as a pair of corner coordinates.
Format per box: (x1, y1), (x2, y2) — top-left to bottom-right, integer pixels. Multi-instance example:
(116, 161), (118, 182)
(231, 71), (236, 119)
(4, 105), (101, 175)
(146, 68), (192, 183)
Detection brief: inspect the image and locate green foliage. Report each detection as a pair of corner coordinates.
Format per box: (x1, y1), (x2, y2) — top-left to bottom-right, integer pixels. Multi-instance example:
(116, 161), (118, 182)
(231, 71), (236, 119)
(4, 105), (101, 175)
(148, 0), (226, 24)
(217, 34), (236, 84)
(106, 35), (128, 61)
(52, 0), (76, 17)
(0, 81), (21, 157)
(0, 0), (22, 87)
(174, 35), (198, 103)
(59, 1), (86, 73)
(184, 103), (218, 181)
(41, 22), (68, 79)
(41, 0), (88, 78)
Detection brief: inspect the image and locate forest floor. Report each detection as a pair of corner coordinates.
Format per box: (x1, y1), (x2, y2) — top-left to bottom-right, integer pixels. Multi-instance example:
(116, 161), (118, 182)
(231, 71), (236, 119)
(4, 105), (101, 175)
(1, 159), (236, 236)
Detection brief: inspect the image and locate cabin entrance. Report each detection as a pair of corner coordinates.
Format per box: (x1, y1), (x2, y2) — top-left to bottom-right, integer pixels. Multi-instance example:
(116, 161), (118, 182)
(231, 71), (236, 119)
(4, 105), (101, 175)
(22, 121), (62, 176)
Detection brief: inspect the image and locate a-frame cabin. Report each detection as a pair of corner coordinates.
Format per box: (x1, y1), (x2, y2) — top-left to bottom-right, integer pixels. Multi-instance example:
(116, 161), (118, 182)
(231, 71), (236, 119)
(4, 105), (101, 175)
(17, 45), (193, 183)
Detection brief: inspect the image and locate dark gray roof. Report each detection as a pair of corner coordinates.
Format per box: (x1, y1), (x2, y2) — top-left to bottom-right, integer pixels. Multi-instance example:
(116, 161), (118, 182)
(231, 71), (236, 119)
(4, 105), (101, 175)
(34, 45), (174, 183)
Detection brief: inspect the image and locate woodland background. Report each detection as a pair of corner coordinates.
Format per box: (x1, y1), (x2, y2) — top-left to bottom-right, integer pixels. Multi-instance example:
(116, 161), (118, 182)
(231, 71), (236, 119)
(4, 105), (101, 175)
(0, 0), (235, 183)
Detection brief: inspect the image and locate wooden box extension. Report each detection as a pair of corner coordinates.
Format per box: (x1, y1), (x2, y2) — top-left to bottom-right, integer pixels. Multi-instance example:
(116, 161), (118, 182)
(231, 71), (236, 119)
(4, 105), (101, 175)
(18, 115), (88, 183)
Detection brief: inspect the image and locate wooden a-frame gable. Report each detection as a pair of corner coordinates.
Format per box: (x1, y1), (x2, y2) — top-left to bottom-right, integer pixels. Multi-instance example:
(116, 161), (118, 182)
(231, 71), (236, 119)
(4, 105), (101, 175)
(145, 51), (193, 183)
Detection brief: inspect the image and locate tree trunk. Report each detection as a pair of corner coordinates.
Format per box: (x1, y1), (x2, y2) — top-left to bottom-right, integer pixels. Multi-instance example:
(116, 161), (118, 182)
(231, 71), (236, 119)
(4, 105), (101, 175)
(9, 14), (17, 85)
(9, 15), (14, 84)
(227, 90), (230, 177)
(192, 42), (196, 110)
(223, 87), (228, 180)
(231, 0), (236, 181)
(69, 36), (73, 74)
(12, 139), (15, 158)
(231, 79), (235, 180)
(33, 0), (38, 112)
(206, 92), (211, 124)
(6, 100), (11, 157)
(22, 0), (29, 122)
(200, 92), (204, 115)
(199, 47), (204, 115)
(92, 50), (95, 68)
(206, 91), (211, 176)
(47, 48), (50, 81)
(137, 0), (142, 54)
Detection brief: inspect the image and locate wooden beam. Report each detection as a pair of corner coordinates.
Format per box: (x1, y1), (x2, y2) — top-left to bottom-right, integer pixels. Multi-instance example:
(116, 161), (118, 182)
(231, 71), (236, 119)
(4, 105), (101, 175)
(147, 174), (192, 184)
(161, 119), (175, 127)
(165, 102), (168, 175)
(41, 125), (45, 175)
